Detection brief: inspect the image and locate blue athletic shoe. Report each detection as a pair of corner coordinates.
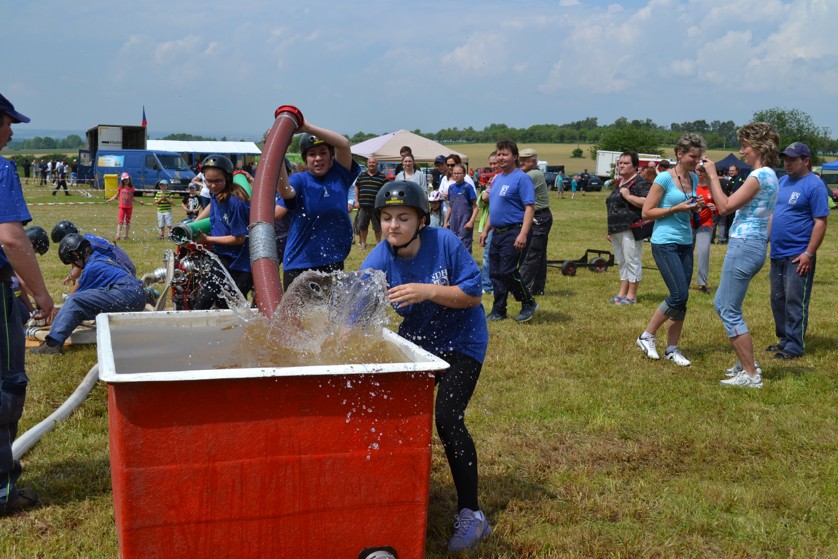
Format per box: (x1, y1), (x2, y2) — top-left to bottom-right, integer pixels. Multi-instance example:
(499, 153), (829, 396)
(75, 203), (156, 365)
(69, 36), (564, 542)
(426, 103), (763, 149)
(448, 508), (491, 552)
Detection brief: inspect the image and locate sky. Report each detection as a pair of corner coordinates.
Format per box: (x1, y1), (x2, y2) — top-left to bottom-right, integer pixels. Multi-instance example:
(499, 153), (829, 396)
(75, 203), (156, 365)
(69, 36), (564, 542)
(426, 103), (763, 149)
(5, 0), (838, 141)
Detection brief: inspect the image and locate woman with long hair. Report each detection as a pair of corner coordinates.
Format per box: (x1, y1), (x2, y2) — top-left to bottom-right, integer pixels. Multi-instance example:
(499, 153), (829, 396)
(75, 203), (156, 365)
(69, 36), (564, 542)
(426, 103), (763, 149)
(395, 153), (427, 191)
(635, 134), (706, 367)
(704, 122), (780, 388)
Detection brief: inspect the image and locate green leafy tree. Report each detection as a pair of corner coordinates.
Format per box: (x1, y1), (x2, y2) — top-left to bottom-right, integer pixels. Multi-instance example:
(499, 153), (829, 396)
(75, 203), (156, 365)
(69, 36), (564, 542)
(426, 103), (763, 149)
(752, 107), (831, 162)
(589, 119), (663, 159)
(571, 148), (584, 158)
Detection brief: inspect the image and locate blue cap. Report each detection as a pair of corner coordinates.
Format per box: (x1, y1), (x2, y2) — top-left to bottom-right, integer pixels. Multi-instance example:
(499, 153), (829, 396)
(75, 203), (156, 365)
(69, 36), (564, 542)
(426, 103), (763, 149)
(0, 92), (30, 123)
(781, 142), (811, 158)
(434, 155), (447, 164)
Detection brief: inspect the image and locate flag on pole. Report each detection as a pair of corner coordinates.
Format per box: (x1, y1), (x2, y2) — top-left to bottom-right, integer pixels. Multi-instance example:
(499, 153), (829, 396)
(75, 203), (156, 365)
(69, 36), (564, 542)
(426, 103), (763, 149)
(142, 106), (147, 127)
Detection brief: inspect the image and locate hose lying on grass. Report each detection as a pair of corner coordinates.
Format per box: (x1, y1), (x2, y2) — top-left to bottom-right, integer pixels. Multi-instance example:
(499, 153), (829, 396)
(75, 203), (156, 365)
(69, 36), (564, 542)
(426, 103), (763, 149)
(12, 364), (99, 460)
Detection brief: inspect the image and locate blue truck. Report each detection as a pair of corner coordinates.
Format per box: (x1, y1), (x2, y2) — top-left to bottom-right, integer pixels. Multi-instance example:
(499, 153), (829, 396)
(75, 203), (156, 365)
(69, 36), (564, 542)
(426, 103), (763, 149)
(77, 124), (195, 193)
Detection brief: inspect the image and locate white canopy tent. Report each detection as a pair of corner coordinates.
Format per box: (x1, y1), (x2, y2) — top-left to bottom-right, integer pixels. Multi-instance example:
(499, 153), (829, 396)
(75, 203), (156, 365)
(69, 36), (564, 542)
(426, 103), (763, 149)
(350, 130), (467, 165)
(147, 140), (262, 156)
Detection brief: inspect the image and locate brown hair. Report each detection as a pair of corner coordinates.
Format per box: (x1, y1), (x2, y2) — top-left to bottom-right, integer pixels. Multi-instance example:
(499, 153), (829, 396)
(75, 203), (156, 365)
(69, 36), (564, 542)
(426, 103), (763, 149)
(738, 122), (780, 168)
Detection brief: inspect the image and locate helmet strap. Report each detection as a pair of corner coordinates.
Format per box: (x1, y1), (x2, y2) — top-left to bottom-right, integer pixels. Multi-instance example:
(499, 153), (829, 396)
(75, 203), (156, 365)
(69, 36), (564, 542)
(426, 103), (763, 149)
(389, 221), (424, 259)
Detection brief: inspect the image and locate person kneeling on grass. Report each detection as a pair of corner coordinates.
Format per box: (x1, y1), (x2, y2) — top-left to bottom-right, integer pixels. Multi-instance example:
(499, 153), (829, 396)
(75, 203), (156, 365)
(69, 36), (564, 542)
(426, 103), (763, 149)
(30, 233), (146, 355)
(361, 180), (491, 553)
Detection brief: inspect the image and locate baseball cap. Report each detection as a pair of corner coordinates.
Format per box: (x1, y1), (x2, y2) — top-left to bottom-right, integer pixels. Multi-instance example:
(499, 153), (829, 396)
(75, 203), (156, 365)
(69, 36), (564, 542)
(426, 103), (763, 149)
(781, 142), (811, 158)
(434, 155), (447, 165)
(519, 148), (537, 159)
(188, 183), (197, 189)
(0, 92), (30, 123)
(121, 172), (131, 180)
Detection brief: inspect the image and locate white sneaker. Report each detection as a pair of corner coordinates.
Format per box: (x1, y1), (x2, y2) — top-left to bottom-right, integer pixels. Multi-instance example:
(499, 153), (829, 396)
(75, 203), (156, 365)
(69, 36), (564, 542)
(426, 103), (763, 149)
(665, 348), (691, 367)
(636, 334), (659, 360)
(720, 371), (763, 388)
(724, 360), (760, 377)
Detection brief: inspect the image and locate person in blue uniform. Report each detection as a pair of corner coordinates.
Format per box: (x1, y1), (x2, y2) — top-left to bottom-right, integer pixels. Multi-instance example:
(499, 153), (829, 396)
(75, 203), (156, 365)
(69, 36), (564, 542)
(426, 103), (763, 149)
(50, 220), (136, 282)
(30, 233), (145, 355)
(193, 154), (253, 309)
(276, 120), (361, 290)
(361, 180), (491, 553)
(0, 92), (57, 514)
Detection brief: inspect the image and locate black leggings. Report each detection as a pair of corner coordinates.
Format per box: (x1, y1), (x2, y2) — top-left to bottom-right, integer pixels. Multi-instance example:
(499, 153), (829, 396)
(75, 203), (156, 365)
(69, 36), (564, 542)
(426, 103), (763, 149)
(435, 351), (482, 512)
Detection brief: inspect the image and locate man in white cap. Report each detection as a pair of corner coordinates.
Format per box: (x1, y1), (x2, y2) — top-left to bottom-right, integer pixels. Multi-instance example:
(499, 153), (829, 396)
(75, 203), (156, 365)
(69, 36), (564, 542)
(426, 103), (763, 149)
(0, 92), (57, 515)
(767, 142), (829, 360)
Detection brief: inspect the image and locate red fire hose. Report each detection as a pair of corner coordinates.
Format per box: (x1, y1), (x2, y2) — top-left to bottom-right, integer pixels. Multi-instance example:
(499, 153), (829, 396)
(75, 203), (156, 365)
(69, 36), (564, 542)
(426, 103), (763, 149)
(249, 105), (304, 317)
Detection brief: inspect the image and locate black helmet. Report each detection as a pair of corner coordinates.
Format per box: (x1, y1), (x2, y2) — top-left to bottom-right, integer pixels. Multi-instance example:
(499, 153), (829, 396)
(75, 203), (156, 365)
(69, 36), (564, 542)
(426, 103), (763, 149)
(201, 154), (234, 175)
(26, 226), (50, 255)
(51, 220), (78, 244)
(298, 133), (332, 159)
(374, 180), (430, 221)
(58, 233), (91, 265)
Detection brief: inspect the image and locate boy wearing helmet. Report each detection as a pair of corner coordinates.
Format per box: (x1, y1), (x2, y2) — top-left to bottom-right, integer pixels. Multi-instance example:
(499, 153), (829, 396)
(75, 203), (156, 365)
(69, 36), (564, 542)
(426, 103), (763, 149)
(30, 233), (146, 355)
(361, 180), (491, 553)
(276, 121), (361, 289)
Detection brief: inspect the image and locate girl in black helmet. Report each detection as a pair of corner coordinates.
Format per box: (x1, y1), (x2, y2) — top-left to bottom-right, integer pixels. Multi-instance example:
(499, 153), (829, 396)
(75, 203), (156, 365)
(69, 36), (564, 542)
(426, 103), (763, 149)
(361, 180), (492, 553)
(275, 121), (360, 290)
(192, 154), (253, 309)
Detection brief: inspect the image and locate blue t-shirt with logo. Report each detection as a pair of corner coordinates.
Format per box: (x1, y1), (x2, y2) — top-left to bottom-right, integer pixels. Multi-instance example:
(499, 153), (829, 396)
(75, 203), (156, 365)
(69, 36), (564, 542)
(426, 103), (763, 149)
(770, 172), (829, 258)
(488, 168), (535, 227)
(209, 193), (251, 273)
(284, 160), (361, 271)
(0, 158), (32, 269)
(361, 227), (488, 363)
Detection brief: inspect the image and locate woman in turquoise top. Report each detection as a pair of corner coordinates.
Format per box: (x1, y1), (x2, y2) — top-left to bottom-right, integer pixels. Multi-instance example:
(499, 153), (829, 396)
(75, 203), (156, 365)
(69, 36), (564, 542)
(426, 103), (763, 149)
(635, 134), (705, 367)
(705, 122), (780, 388)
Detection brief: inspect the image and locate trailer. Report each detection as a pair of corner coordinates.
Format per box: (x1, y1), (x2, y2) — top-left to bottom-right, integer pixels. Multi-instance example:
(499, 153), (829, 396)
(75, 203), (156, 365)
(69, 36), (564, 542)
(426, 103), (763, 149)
(595, 150), (667, 179)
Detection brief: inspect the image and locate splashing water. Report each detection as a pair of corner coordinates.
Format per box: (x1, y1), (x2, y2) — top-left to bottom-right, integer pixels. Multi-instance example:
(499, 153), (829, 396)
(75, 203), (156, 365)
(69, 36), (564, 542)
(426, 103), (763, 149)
(227, 269), (399, 367)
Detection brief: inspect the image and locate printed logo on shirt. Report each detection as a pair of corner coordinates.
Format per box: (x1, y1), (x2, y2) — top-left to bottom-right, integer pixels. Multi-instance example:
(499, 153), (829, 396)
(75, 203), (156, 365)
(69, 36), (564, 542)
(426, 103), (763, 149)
(788, 192), (800, 205)
(499, 185), (510, 197)
(431, 269), (450, 286)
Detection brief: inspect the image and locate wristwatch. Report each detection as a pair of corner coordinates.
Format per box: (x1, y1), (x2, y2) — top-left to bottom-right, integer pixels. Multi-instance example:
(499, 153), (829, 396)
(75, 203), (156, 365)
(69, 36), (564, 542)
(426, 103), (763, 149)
(804, 251), (815, 258)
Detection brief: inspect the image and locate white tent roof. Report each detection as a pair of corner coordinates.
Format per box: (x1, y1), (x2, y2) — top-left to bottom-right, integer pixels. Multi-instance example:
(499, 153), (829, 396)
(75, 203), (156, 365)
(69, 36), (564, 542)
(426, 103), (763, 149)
(147, 140), (261, 155)
(351, 130), (467, 164)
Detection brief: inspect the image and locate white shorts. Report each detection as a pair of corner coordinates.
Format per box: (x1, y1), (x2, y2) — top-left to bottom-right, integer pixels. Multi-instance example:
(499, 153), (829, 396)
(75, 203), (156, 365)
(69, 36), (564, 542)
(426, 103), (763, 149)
(157, 212), (173, 227)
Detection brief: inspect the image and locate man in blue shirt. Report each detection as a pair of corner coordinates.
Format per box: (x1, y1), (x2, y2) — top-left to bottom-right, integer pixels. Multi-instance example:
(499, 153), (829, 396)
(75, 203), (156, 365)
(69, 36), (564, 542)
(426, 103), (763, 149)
(478, 139), (538, 322)
(0, 92), (57, 515)
(767, 142), (829, 359)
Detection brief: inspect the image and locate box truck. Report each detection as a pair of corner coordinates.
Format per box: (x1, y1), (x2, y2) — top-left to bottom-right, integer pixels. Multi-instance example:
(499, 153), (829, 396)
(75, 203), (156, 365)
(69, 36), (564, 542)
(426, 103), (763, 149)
(77, 124), (195, 193)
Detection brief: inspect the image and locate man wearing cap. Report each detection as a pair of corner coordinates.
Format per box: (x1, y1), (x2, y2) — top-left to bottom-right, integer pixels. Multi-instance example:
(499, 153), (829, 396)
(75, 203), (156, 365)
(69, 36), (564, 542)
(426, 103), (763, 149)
(431, 155), (447, 191)
(0, 92), (57, 515)
(518, 148), (553, 296)
(767, 142), (830, 360)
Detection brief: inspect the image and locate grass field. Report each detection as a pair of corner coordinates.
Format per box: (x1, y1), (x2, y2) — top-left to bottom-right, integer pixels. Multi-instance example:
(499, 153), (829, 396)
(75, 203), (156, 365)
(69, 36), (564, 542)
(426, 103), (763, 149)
(2, 177), (837, 558)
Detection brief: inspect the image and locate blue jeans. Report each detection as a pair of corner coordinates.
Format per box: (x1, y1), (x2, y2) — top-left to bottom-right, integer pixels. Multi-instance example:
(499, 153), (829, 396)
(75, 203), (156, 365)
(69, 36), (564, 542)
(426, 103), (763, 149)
(769, 255), (816, 356)
(489, 226), (534, 317)
(651, 242), (693, 321)
(48, 280), (147, 345)
(480, 230), (493, 293)
(713, 238), (766, 337)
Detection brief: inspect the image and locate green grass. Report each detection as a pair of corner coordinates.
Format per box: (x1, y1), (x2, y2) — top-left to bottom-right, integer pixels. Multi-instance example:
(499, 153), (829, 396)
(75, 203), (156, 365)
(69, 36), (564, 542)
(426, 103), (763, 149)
(3, 180), (837, 558)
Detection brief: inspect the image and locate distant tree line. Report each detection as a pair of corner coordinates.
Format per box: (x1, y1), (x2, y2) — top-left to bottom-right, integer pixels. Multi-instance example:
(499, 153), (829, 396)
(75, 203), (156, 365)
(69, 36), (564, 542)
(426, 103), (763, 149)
(10, 134), (85, 150)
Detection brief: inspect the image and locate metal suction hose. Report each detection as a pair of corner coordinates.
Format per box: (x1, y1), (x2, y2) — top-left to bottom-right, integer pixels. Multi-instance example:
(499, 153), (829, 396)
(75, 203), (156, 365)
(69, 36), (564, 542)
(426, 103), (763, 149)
(249, 105), (304, 317)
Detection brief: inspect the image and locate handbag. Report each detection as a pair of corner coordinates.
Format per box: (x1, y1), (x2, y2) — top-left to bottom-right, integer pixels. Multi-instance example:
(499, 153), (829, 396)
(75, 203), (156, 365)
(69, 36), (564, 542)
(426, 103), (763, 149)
(630, 219), (654, 241)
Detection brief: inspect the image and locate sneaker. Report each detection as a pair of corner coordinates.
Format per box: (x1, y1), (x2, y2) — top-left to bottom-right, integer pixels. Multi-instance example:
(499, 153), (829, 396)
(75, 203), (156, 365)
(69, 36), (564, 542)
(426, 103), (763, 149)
(29, 342), (63, 355)
(486, 311), (506, 322)
(697, 285), (709, 294)
(636, 334), (659, 360)
(448, 508), (491, 552)
(720, 370), (763, 388)
(774, 350), (799, 360)
(515, 301), (539, 322)
(0, 488), (38, 516)
(765, 344), (782, 352)
(724, 360), (760, 377)
(664, 348), (691, 366)
(616, 297), (636, 305)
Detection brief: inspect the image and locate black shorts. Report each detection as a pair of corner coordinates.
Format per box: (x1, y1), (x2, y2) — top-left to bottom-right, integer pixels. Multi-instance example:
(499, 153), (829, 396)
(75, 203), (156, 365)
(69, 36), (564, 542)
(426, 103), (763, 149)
(356, 206), (380, 233)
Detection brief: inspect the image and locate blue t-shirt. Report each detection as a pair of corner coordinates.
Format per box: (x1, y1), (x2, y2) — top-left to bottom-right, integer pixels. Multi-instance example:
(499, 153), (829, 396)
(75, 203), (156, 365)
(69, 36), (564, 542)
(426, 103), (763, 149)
(770, 172), (830, 258)
(730, 167), (778, 241)
(488, 168), (535, 227)
(77, 252), (140, 291)
(0, 158), (33, 269)
(209, 193), (251, 273)
(650, 171), (697, 246)
(361, 227), (489, 363)
(284, 160), (361, 271)
(85, 234), (136, 276)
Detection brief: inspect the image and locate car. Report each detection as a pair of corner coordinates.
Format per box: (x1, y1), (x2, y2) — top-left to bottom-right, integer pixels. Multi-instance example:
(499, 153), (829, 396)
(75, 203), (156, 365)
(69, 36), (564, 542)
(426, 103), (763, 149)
(560, 173), (603, 192)
(544, 171), (560, 190)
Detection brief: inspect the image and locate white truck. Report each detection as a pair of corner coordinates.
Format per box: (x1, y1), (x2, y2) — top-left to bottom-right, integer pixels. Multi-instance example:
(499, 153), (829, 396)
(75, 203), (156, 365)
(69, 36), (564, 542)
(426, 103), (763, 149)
(595, 150), (666, 179)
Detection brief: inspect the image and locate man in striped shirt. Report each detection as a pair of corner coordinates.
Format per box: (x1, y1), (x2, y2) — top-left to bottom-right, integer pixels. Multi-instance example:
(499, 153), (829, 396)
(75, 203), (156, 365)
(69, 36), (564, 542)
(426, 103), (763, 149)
(353, 156), (389, 249)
